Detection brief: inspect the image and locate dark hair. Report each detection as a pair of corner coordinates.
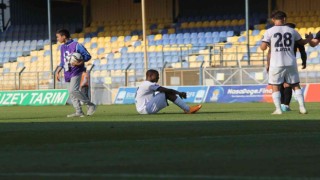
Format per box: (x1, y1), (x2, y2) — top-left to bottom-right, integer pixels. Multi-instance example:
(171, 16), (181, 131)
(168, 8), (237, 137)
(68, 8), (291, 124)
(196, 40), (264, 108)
(271, 11), (287, 20)
(56, 29), (70, 38)
(285, 23), (296, 28)
(146, 69), (159, 77)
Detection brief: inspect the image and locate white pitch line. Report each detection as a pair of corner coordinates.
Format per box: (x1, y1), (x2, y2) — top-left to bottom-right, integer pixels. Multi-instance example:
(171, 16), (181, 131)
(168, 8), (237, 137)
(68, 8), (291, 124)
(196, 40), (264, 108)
(0, 173), (317, 180)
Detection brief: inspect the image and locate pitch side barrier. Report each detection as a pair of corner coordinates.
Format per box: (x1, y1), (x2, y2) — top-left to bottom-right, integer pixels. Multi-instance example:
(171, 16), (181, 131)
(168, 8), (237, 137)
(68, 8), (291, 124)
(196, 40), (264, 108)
(114, 84), (320, 104)
(0, 89), (69, 106)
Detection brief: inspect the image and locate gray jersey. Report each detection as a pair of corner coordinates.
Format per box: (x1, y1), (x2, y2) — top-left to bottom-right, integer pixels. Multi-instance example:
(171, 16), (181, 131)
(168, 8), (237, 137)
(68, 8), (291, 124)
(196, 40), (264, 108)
(262, 26), (301, 67)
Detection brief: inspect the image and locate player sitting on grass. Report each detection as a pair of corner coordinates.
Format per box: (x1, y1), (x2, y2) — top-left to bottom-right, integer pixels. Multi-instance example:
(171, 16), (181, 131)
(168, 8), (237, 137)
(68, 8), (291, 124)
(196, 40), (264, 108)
(135, 69), (202, 114)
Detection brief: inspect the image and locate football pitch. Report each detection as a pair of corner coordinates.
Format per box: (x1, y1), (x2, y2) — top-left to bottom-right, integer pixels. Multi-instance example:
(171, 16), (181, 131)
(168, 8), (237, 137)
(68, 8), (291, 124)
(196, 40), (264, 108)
(0, 102), (319, 179)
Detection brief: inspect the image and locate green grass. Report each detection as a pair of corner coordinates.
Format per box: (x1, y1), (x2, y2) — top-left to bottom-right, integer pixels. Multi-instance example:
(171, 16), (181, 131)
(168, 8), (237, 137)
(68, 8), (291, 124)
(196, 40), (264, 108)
(0, 103), (319, 179)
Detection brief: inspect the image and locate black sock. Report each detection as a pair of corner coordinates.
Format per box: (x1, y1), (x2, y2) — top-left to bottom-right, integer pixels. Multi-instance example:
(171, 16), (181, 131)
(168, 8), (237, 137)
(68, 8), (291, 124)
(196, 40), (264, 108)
(280, 85), (285, 104)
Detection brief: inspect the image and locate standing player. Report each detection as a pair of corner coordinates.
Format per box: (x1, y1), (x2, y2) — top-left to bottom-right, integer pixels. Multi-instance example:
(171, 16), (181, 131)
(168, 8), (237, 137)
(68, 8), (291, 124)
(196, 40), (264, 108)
(266, 23), (308, 112)
(260, 11), (311, 114)
(135, 69), (202, 114)
(55, 29), (97, 117)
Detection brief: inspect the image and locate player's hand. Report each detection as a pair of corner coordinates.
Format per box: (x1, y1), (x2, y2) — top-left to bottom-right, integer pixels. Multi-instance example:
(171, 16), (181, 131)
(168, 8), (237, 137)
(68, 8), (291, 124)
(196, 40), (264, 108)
(71, 60), (84, 67)
(56, 73), (60, 82)
(178, 92), (187, 99)
(302, 63), (306, 69)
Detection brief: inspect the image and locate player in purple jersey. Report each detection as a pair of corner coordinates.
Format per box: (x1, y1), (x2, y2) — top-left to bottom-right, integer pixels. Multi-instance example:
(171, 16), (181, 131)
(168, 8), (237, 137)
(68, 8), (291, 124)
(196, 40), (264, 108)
(55, 29), (97, 117)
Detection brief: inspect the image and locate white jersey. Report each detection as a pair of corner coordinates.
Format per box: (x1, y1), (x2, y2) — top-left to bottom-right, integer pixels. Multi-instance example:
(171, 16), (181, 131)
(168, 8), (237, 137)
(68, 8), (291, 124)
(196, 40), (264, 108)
(135, 81), (160, 113)
(262, 25), (302, 67)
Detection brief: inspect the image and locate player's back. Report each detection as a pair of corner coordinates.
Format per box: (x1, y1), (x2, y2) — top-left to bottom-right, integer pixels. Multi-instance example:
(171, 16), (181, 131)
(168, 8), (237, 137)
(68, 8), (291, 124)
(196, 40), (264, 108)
(135, 81), (160, 112)
(263, 26), (301, 67)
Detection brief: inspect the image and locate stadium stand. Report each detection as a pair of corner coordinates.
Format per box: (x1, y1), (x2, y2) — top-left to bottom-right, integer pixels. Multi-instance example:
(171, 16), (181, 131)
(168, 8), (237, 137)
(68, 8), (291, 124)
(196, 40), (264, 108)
(2, 6), (320, 90)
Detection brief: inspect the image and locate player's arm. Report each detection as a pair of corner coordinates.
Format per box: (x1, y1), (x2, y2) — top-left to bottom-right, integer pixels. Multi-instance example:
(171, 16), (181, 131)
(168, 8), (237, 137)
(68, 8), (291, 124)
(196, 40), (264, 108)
(157, 86), (187, 99)
(266, 48), (271, 73)
(56, 66), (63, 82)
(56, 54), (65, 81)
(260, 41), (269, 51)
(77, 44), (91, 62)
(297, 32), (313, 46)
(298, 44), (307, 69)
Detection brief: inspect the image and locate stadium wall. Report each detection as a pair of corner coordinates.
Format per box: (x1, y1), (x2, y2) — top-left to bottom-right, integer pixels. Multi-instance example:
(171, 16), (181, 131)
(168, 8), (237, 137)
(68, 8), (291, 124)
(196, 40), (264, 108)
(91, 0), (173, 22)
(276, 0), (320, 12)
(178, 0), (270, 17)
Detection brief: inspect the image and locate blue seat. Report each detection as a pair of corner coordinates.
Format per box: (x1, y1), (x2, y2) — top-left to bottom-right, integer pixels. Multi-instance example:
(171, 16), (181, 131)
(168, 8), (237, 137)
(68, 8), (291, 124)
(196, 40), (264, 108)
(176, 33), (183, 39)
(90, 42), (97, 49)
(124, 36), (132, 42)
(97, 48), (105, 55)
(205, 37), (213, 44)
(169, 34), (176, 40)
(162, 39), (170, 45)
(162, 34), (169, 39)
(110, 36), (118, 42)
(205, 32), (212, 38)
(84, 37), (91, 43)
(156, 40), (163, 45)
(177, 38), (184, 44)
(147, 35), (155, 41)
(183, 38), (191, 44)
(169, 39), (177, 45)
(227, 31), (234, 37)
(197, 32), (205, 38)
(183, 33), (191, 39)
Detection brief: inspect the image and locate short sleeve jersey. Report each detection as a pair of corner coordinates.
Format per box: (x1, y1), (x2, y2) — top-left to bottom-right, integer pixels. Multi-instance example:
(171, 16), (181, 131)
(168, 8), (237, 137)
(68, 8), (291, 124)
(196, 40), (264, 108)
(262, 25), (302, 67)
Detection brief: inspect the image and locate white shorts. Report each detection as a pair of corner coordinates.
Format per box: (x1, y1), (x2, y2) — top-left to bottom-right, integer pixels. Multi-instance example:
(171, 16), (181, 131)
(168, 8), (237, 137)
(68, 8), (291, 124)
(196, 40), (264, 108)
(268, 66), (300, 85)
(143, 93), (168, 114)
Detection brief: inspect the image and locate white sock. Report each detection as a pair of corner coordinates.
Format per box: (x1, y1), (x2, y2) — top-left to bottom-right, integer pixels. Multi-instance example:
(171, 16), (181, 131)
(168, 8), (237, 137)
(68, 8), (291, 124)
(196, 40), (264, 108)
(295, 89), (305, 108)
(272, 91), (281, 111)
(174, 98), (190, 112)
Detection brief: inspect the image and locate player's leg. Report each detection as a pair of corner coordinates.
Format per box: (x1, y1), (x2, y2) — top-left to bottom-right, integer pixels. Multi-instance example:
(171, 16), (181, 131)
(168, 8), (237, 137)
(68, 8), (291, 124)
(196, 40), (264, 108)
(145, 93), (168, 114)
(81, 86), (89, 99)
(70, 74), (96, 116)
(283, 86), (292, 110)
(165, 91), (201, 114)
(67, 75), (84, 117)
(286, 66), (307, 114)
(279, 83), (286, 111)
(269, 67), (284, 114)
(281, 83), (292, 111)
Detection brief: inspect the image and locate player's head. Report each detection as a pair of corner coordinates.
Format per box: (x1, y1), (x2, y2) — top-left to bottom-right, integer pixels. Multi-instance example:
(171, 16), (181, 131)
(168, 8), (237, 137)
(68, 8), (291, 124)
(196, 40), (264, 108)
(285, 23), (296, 28)
(56, 29), (70, 43)
(271, 11), (287, 25)
(146, 69), (159, 83)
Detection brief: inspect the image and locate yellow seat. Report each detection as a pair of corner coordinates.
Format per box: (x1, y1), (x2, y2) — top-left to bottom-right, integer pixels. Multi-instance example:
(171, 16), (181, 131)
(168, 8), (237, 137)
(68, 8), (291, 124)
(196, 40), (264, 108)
(216, 20), (223, 27)
(154, 34), (162, 41)
(91, 37), (98, 43)
(168, 28), (175, 34)
(209, 20), (217, 27)
(117, 36), (125, 42)
(77, 38), (84, 44)
(181, 22), (188, 28)
(223, 20), (231, 26)
(195, 21), (202, 28)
